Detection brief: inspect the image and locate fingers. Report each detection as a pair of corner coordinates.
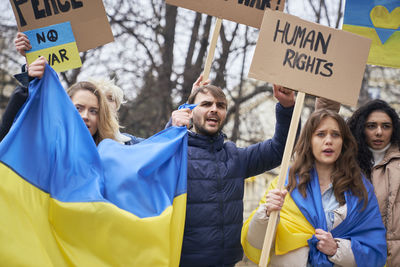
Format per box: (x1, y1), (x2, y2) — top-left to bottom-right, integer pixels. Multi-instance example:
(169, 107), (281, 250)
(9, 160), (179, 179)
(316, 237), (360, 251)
(193, 75), (203, 86)
(28, 56), (47, 79)
(265, 189), (287, 215)
(14, 32), (31, 57)
(191, 74), (211, 94)
(273, 84), (295, 108)
(171, 108), (192, 128)
(191, 75), (203, 94)
(315, 229), (337, 256)
(202, 78), (211, 86)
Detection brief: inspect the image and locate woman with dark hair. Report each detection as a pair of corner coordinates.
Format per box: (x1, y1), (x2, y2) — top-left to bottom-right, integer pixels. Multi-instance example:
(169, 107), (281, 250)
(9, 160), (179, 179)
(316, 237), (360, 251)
(347, 99), (400, 266)
(241, 109), (386, 266)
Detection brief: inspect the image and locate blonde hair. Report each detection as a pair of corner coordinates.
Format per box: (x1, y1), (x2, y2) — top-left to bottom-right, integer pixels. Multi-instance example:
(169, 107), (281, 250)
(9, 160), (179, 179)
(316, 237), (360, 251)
(67, 81), (120, 145)
(89, 78), (126, 111)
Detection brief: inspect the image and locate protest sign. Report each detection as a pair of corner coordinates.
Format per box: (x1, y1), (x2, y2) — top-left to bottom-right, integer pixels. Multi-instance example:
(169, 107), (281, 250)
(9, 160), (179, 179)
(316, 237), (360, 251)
(343, 0), (400, 68)
(9, 0), (113, 52)
(165, 0), (285, 28)
(249, 9), (371, 107)
(25, 22), (82, 72)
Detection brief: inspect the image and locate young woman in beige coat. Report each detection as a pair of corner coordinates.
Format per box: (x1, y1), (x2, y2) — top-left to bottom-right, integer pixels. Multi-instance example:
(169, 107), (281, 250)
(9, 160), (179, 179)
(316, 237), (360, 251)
(347, 99), (400, 267)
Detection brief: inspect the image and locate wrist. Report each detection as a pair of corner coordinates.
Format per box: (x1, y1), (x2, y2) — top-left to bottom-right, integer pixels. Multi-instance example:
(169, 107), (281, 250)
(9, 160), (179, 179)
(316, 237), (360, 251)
(329, 240), (339, 256)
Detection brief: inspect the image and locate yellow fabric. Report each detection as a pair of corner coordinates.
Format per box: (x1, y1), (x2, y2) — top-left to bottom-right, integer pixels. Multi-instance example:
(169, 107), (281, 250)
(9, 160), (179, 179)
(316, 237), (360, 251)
(26, 42), (82, 72)
(0, 163), (186, 266)
(342, 24), (400, 68)
(241, 177), (315, 264)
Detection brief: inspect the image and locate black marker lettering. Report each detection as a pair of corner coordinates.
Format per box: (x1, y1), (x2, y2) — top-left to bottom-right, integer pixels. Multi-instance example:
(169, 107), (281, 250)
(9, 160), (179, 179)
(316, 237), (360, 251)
(320, 62), (333, 77)
(49, 0), (60, 15)
(295, 53), (307, 70)
(51, 53), (61, 65)
(71, 0), (83, 8)
(293, 26), (306, 47)
(302, 30), (315, 51)
(36, 32), (46, 44)
(31, 0), (46, 19)
(283, 49), (295, 68)
(305, 56), (316, 73)
(43, 0), (53, 16)
(57, 0), (70, 12)
(59, 49), (69, 62)
(314, 58), (326, 75)
(13, 0), (28, 27)
(284, 24), (296, 45)
(273, 20), (286, 43)
(315, 33), (331, 54)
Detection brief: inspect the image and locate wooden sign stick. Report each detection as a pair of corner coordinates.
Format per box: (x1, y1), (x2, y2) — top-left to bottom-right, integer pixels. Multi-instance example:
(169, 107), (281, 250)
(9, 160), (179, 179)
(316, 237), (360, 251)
(201, 17), (222, 84)
(258, 91), (305, 267)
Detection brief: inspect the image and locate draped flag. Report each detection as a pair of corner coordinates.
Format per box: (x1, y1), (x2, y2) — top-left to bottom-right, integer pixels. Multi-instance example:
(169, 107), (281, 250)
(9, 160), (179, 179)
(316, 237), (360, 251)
(241, 170), (387, 266)
(241, 176), (314, 265)
(343, 0), (400, 68)
(0, 65), (187, 266)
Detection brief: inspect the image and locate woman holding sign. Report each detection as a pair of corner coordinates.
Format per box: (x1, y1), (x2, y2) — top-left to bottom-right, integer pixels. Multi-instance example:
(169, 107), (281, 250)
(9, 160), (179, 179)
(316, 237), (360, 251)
(1, 33), (142, 145)
(0, 55), (117, 145)
(347, 99), (400, 267)
(241, 109), (387, 266)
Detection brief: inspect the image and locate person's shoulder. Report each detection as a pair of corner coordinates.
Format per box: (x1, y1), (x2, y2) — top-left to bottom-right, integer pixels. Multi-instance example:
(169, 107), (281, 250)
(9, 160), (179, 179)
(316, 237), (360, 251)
(122, 133), (143, 145)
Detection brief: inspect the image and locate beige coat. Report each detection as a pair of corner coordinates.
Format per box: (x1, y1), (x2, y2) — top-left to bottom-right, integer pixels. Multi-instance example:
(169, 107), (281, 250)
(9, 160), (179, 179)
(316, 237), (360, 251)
(371, 144), (400, 267)
(246, 203), (356, 266)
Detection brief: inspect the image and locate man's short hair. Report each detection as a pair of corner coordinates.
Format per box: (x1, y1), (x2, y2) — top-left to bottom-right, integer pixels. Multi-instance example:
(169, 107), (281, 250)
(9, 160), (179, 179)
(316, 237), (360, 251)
(188, 85), (227, 107)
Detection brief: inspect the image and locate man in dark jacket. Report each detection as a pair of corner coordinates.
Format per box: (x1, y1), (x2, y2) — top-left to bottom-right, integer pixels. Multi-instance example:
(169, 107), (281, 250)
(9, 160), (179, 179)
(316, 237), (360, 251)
(171, 84), (295, 266)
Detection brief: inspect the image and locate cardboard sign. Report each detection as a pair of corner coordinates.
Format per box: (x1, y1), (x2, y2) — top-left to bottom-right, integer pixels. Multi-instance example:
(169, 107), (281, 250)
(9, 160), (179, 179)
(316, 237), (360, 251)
(166, 0), (285, 28)
(9, 0), (113, 52)
(343, 0), (400, 68)
(249, 9), (372, 106)
(25, 22), (82, 72)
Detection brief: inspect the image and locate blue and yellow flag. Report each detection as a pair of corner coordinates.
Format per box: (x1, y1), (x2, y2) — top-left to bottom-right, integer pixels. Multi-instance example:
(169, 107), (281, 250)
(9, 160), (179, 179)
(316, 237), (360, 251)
(343, 0), (400, 68)
(0, 65), (187, 266)
(25, 22), (82, 72)
(242, 170), (387, 266)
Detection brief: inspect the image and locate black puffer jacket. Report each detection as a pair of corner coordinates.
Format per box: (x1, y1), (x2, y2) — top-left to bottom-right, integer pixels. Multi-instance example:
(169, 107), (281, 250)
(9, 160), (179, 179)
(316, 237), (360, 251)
(0, 69), (30, 141)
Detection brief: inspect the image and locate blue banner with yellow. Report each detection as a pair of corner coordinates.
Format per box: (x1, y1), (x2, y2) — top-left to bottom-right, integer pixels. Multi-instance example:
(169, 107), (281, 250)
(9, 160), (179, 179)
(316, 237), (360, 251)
(343, 0), (400, 68)
(0, 65), (187, 266)
(25, 22), (82, 72)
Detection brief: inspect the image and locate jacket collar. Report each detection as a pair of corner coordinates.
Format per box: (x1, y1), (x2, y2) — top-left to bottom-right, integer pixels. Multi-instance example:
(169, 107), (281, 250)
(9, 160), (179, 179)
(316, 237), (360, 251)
(375, 143), (400, 167)
(187, 130), (225, 150)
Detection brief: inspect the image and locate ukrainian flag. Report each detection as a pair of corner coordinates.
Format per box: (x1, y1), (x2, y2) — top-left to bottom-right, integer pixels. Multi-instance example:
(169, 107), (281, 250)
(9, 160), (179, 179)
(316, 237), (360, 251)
(0, 65), (187, 266)
(242, 170), (387, 266)
(343, 0), (400, 68)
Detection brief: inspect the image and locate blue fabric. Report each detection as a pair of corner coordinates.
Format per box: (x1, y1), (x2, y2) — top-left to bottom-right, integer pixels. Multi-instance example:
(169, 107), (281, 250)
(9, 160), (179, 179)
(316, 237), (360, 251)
(98, 126), (187, 217)
(180, 103), (294, 267)
(343, 0), (399, 26)
(0, 64), (188, 218)
(178, 103), (197, 110)
(290, 168), (387, 267)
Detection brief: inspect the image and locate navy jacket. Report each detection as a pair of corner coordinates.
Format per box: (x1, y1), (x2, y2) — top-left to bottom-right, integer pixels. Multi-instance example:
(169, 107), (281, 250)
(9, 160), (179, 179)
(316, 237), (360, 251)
(180, 103), (294, 267)
(0, 70), (30, 141)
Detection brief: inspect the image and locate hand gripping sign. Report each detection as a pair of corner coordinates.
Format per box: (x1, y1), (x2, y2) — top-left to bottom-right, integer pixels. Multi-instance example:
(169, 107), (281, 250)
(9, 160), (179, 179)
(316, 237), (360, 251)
(9, 0), (114, 52)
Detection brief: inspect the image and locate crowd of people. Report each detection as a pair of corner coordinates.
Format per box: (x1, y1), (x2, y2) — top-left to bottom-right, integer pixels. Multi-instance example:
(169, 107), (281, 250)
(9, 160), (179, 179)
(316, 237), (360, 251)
(1, 32), (399, 267)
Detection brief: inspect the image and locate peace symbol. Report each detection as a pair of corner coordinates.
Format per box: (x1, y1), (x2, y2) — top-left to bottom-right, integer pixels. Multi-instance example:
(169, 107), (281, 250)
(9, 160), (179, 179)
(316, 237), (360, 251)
(47, 30), (58, 42)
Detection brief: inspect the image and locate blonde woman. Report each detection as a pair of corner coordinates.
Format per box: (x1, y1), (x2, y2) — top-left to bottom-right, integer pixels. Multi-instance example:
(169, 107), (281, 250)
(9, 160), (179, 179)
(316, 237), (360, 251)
(89, 78), (143, 145)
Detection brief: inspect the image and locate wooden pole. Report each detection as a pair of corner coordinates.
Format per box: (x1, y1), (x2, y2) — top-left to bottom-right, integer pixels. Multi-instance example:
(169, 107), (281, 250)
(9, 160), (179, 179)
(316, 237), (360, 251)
(201, 17), (222, 84)
(258, 91), (305, 267)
